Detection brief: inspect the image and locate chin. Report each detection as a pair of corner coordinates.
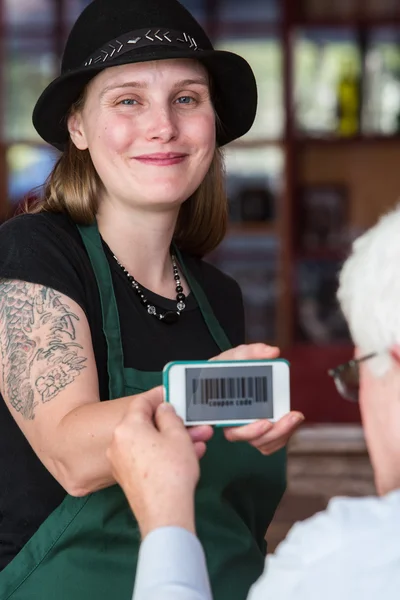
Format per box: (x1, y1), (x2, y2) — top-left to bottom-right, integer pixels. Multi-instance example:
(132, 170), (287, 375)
(140, 186), (194, 207)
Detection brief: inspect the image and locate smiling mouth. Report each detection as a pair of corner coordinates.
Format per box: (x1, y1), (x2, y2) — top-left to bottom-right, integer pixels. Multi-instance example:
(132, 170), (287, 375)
(134, 153), (188, 166)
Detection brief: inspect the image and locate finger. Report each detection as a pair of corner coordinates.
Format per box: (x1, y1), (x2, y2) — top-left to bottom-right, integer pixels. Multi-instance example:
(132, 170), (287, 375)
(210, 343), (280, 362)
(188, 425), (214, 443)
(193, 441), (207, 460)
(126, 386), (164, 424)
(224, 411), (304, 443)
(247, 412), (304, 451)
(249, 440), (287, 456)
(273, 412), (305, 438)
(224, 419), (274, 442)
(155, 402), (187, 434)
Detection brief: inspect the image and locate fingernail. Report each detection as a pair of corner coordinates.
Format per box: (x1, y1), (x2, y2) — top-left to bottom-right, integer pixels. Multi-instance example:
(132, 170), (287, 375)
(290, 413), (305, 425)
(159, 403), (175, 412)
(262, 420), (274, 432)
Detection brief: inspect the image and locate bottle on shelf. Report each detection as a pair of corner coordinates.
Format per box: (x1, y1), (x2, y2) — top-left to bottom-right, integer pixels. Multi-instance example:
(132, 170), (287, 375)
(336, 59), (361, 137)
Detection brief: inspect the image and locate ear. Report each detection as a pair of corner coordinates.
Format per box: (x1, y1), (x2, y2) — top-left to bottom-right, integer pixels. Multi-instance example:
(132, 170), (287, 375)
(389, 344), (400, 367)
(67, 111), (88, 150)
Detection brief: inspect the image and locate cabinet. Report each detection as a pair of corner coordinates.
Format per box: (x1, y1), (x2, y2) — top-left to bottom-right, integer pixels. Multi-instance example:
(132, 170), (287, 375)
(210, 0), (400, 422)
(2, 0), (400, 420)
(282, 1), (400, 421)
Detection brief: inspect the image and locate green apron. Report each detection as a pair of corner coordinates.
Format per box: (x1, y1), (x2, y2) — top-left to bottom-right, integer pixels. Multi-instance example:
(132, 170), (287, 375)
(0, 222), (286, 600)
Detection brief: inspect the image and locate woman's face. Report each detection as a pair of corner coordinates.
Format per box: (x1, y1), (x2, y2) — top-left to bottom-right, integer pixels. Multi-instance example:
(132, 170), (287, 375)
(68, 58), (216, 211)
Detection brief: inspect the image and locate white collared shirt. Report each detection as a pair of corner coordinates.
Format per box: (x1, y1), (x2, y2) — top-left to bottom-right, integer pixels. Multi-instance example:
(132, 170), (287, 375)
(133, 489), (400, 600)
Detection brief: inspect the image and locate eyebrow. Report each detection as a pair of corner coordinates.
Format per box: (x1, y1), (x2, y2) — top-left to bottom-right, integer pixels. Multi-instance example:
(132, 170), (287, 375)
(100, 77), (209, 97)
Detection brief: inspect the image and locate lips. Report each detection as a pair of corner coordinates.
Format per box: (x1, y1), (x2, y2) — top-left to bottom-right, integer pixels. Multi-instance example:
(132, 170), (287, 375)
(134, 152), (188, 166)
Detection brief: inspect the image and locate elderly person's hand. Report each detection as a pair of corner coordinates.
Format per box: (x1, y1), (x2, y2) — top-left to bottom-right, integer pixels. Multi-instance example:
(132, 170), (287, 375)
(211, 344), (305, 454)
(107, 386), (213, 538)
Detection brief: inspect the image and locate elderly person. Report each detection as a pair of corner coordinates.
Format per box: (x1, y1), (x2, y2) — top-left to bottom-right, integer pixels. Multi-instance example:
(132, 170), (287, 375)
(0, 1), (303, 599)
(108, 207), (400, 600)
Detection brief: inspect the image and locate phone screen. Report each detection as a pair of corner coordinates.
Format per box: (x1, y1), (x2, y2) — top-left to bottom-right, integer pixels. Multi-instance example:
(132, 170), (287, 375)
(185, 364), (274, 422)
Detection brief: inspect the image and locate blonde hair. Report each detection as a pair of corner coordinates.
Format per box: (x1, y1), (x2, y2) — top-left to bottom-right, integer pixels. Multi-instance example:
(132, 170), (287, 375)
(26, 96), (228, 257)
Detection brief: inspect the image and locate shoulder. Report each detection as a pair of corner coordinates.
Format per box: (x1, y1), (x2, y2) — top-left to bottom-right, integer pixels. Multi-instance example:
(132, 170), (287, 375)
(0, 211), (78, 241)
(248, 492), (400, 600)
(275, 492), (400, 564)
(0, 212), (90, 312)
(184, 254), (243, 298)
(183, 253), (245, 346)
(0, 213), (83, 264)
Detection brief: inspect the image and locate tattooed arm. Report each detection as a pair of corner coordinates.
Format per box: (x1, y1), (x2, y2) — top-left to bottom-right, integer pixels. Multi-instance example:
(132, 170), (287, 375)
(0, 279), (159, 496)
(0, 280), (88, 420)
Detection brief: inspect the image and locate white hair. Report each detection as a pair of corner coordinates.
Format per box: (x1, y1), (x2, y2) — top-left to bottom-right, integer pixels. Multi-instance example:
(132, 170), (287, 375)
(338, 205), (400, 377)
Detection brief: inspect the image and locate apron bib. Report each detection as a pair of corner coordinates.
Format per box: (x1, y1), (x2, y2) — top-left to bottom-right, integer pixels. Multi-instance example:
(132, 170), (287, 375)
(0, 223), (286, 600)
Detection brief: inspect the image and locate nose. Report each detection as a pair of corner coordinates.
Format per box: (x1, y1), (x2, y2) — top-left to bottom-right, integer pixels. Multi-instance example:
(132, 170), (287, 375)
(145, 105), (179, 143)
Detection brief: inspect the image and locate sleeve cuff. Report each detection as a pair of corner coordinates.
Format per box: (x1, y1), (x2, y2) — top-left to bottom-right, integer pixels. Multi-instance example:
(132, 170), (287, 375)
(133, 527), (212, 599)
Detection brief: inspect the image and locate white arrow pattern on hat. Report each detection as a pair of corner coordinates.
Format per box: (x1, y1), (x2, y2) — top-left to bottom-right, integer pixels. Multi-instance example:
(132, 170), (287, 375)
(92, 40), (124, 64)
(84, 30), (200, 67)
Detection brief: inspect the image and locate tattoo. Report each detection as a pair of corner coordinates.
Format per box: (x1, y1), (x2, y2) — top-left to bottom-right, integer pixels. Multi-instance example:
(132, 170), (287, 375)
(0, 280), (87, 420)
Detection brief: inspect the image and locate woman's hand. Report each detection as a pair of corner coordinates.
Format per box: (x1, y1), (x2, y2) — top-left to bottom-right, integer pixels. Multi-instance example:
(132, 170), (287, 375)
(210, 342), (280, 363)
(211, 343), (305, 455)
(223, 412), (304, 455)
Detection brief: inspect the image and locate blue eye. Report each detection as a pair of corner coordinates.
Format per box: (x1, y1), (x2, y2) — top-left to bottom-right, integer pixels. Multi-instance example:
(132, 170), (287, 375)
(177, 96), (194, 104)
(120, 99), (138, 105)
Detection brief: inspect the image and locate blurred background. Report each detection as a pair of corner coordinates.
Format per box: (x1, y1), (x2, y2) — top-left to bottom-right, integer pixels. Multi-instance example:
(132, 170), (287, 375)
(2, 0), (400, 544)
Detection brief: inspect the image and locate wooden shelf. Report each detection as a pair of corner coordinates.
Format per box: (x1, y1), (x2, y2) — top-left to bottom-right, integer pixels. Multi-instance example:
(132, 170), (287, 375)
(293, 17), (400, 28)
(295, 250), (347, 261)
(289, 424), (367, 455)
(228, 138), (283, 150)
(296, 134), (400, 146)
(227, 222), (277, 236)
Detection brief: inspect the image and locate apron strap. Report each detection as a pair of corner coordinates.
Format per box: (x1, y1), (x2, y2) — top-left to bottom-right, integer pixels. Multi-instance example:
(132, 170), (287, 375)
(174, 246), (232, 352)
(76, 223), (125, 400)
(76, 221), (232, 398)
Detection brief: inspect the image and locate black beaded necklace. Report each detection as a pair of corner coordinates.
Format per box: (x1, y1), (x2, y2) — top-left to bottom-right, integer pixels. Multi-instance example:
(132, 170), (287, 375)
(113, 252), (186, 325)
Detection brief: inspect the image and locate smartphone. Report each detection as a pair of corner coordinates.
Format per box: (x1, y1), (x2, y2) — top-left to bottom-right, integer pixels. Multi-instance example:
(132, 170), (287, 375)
(163, 359), (290, 426)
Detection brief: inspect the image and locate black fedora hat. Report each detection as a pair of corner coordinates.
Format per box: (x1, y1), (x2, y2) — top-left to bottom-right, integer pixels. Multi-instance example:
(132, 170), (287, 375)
(32, 0), (258, 149)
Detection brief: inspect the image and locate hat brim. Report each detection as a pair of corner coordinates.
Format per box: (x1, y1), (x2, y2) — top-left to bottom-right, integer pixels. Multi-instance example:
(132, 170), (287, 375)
(32, 46), (257, 149)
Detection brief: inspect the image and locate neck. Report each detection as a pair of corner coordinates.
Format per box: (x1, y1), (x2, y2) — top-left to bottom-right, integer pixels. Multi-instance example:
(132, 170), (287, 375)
(374, 470), (400, 496)
(96, 200), (180, 291)
(371, 449), (400, 496)
(361, 369), (400, 498)
(364, 423), (400, 496)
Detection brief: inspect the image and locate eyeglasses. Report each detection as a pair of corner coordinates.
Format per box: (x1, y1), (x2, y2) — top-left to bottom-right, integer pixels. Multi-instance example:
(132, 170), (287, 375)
(328, 352), (377, 402)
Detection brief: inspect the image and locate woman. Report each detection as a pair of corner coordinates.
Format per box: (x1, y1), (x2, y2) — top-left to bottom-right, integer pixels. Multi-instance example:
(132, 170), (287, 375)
(0, 1), (303, 599)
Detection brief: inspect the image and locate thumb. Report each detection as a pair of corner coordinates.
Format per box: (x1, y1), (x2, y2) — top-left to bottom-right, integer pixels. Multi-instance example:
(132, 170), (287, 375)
(140, 385), (164, 409)
(155, 402), (185, 434)
(125, 386), (164, 424)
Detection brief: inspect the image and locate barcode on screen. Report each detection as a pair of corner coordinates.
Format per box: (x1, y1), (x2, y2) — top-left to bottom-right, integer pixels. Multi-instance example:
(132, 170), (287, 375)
(192, 377), (268, 405)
